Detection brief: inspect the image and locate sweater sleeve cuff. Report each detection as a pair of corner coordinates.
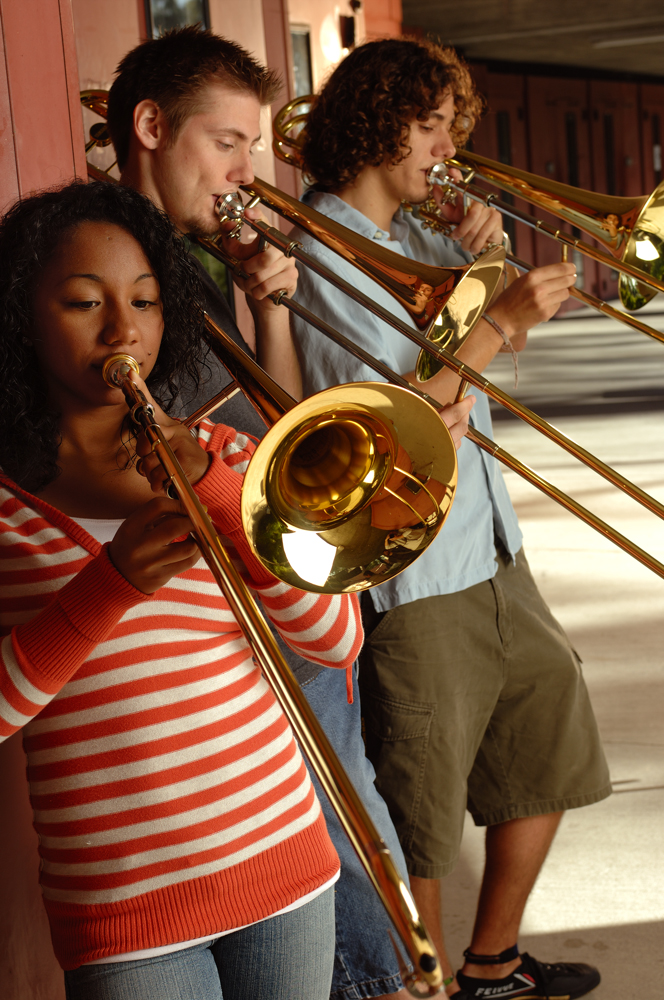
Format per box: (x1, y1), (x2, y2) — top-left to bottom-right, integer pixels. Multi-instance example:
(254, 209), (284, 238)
(15, 546), (152, 689)
(194, 453), (244, 535)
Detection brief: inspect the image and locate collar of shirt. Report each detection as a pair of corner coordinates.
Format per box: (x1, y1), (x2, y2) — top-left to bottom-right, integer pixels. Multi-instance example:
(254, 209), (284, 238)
(302, 188), (411, 245)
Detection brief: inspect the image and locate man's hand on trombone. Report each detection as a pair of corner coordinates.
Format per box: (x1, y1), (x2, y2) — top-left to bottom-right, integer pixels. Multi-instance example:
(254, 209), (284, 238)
(488, 262), (577, 350)
(218, 202), (303, 399)
(218, 201), (299, 311)
(431, 166), (504, 254)
(432, 168), (577, 341)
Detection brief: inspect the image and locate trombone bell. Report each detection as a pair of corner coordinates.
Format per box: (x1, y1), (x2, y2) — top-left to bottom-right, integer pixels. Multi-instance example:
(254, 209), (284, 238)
(242, 383), (458, 594)
(413, 244), (505, 381)
(270, 411), (397, 528)
(620, 185), (664, 309)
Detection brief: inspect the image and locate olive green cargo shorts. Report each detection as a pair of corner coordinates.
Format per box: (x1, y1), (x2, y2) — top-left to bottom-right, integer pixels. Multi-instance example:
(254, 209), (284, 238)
(359, 546), (612, 879)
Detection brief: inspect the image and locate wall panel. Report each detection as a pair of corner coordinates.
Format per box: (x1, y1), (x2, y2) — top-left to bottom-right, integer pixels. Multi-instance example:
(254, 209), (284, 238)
(472, 69), (535, 263)
(363, 0), (402, 38)
(0, 9), (19, 211)
(0, 1), (84, 991)
(525, 74), (599, 302)
(0, 0), (85, 197)
(262, 0), (299, 196)
(589, 80), (642, 198)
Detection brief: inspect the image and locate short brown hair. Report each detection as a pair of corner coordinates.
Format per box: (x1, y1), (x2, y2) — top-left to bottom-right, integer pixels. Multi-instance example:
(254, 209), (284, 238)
(301, 37), (483, 191)
(108, 26), (281, 169)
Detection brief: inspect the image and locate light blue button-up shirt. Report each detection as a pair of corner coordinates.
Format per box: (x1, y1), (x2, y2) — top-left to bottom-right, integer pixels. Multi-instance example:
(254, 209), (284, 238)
(291, 190), (522, 612)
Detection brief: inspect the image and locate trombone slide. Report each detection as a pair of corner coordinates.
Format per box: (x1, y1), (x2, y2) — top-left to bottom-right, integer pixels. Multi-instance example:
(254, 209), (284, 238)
(102, 355), (444, 997)
(443, 150), (664, 309)
(411, 197), (664, 347)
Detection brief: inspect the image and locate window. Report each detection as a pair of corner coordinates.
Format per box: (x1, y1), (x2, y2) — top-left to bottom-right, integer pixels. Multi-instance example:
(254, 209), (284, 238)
(145, 0), (209, 38)
(291, 27), (313, 98)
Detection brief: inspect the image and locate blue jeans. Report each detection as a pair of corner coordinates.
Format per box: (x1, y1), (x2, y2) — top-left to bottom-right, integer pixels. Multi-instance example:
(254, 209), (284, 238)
(301, 665), (409, 999)
(64, 888), (334, 1000)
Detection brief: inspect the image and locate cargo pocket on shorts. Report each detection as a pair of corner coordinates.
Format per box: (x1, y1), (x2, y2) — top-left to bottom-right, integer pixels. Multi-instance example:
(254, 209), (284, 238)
(362, 694), (434, 851)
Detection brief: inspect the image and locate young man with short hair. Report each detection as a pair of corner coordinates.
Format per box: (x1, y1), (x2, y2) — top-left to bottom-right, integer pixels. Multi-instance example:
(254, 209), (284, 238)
(291, 37), (610, 1000)
(108, 27), (299, 438)
(107, 27), (451, 1000)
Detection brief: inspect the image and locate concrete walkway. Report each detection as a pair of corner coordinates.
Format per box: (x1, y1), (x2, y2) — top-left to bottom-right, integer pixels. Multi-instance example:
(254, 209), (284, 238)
(443, 301), (664, 998)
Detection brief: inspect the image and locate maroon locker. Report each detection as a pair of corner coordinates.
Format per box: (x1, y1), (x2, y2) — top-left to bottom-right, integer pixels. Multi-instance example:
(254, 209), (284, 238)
(471, 68), (535, 263)
(639, 82), (664, 197)
(588, 81), (643, 300)
(589, 81), (643, 197)
(525, 75), (597, 303)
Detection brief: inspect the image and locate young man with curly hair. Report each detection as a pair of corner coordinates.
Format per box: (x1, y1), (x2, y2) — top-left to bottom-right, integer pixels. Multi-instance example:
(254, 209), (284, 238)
(291, 37), (611, 1000)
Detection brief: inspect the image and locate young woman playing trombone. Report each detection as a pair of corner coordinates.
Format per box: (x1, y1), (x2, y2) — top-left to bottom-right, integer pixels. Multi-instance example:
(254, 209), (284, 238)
(0, 180), (362, 1000)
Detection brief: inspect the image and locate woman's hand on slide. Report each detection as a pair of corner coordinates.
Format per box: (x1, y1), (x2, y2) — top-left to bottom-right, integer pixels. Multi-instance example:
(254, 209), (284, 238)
(108, 497), (200, 594)
(130, 372), (211, 493)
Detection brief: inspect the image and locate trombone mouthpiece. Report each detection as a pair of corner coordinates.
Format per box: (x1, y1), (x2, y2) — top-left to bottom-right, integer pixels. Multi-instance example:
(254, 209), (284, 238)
(102, 353), (140, 387)
(215, 193), (245, 239)
(427, 163), (449, 186)
(215, 193), (244, 221)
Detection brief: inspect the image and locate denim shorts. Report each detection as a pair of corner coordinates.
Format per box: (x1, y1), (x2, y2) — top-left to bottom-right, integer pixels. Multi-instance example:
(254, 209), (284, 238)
(301, 664), (410, 999)
(359, 545), (612, 879)
(64, 887), (335, 1000)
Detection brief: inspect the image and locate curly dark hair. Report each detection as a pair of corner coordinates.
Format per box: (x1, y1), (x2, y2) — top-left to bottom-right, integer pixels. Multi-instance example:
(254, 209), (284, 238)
(300, 37), (484, 191)
(108, 26), (282, 169)
(0, 180), (205, 492)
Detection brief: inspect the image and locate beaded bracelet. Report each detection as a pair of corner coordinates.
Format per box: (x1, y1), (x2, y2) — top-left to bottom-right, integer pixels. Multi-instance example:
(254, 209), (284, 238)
(483, 312), (519, 388)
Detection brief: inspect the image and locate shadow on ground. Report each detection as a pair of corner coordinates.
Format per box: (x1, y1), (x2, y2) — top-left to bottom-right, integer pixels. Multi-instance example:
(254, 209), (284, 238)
(443, 846), (664, 999)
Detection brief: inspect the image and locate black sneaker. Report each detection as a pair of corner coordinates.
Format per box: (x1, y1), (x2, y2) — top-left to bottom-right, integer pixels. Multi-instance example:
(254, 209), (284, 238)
(455, 951), (601, 999)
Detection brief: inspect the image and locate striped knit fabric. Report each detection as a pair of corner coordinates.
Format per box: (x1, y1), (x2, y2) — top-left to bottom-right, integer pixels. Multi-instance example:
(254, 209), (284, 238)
(0, 420), (362, 969)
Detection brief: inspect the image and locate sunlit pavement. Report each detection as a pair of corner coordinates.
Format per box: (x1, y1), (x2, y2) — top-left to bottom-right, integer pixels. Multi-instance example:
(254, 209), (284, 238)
(442, 300), (664, 999)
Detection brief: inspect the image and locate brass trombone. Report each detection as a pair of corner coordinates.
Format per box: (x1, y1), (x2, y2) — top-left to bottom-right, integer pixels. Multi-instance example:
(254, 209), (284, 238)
(82, 89), (464, 996)
(102, 350), (453, 995)
(81, 88), (664, 577)
(436, 149), (664, 311)
(260, 96), (664, 577)
(201, 292), (664, 583)
(409, 179), (664, 361)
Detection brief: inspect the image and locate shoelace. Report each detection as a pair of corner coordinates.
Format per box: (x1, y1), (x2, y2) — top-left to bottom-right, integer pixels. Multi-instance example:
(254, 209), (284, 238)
(522, 954), (587, 998)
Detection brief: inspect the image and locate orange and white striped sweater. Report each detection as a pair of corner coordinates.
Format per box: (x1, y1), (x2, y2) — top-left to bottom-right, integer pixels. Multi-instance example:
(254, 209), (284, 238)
(0, 421), (362, 969)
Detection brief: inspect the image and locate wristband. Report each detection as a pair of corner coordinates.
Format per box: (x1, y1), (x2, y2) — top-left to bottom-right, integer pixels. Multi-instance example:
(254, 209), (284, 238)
(483, 312), (519, 388)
